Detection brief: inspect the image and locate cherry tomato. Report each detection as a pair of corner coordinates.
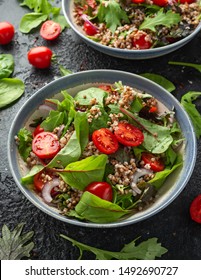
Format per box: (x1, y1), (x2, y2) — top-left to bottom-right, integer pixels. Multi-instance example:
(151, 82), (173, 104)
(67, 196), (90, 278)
(92, 128), (119, 155)
(27, 46), (53, 69)
(178, 0), (195, 3)
(132, 32), (152, 50)
(85, 181), (113, 201)
(33, 125), (44, 137)
(152, 0), (168, 6)
(190, 195), (201, 224)
(131, 0), (145, 3)
(149, 106), (158, 113)
(114, 122), (144, 147)
(33, 171), (45, 191)
(0, 22), (15, 45)
(83, 21), (98, 36)
(40, 20), (61, 40)
(141, 152), (165, 172)
(32, 132), (60, 159)
(98, 84), (112, 93)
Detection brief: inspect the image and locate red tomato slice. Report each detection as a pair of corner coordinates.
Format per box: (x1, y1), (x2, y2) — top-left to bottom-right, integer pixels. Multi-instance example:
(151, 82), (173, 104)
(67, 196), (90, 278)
(33, 125), (44, 137)
(114, 122), (144, 147)
(92, 128), (119, 155)
(190, 195), (201, 223)
(85, 181), (113, 201)
(152, 0), (168, 6)
(132, 32), (152, 50)
(0, 22), (15, 45)
(27, 46), (53, 69)
(141, 152), (165, 172)
(32, 132), (60, 159)
(40, 20), (61, 40)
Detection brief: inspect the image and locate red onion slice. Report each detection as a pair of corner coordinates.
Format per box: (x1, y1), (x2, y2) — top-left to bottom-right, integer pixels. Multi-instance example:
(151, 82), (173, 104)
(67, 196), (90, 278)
(41, 178), (60, 203)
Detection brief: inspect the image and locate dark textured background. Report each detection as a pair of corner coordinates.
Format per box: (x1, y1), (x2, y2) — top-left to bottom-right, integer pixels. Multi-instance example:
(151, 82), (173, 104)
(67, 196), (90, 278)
(1, 0), (201, 260)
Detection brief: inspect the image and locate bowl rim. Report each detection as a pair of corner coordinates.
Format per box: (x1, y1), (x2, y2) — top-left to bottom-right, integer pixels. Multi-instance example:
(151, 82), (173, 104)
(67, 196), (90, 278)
(8, 69), (197, 228)
(62, 0), (201, 56)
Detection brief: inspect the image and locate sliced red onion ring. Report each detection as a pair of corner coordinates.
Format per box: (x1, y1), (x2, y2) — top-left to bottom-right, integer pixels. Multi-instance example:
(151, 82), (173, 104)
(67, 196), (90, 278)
(81, 14), (99, 32)
(57, 124), (65, 138)
(41, 178), (60, 203)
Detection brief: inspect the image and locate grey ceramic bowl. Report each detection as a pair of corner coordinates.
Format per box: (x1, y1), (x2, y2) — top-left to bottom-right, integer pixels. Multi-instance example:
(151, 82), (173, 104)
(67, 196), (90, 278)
(8, 70), (197, 228)
(62, 0), (201, 60)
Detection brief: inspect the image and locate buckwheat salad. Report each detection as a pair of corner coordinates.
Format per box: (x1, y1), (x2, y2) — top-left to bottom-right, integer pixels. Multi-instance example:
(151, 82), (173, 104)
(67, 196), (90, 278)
(72, 0), (201, 49)
(15, 82), (183, 223)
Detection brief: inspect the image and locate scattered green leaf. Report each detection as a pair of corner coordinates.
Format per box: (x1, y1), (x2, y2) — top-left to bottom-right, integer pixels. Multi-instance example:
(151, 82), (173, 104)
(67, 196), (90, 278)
(141, 73), (175, 92)
(59, 65), (73, 76)
(169, 61), (201, 73)
(0, 54), (14, 79)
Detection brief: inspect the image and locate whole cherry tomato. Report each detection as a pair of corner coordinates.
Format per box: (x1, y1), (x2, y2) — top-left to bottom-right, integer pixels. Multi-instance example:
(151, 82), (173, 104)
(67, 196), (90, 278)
(141, 152), (165, 172)
(85, 181), (113, 201)
(92, 128), (119, 155)
(190, 195), (201, 224)
(114, 122), (144, 147)
(27, 46), (53, 69)
(40, 20), (61, 40)
(32, 132), (60, 159)
(0, 22), (15, 45)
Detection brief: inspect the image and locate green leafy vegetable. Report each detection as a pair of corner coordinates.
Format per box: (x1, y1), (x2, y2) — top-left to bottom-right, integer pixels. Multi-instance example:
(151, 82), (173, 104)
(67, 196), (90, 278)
(70, 191), (130, 223)
(41, 110), (67, 131)
(21, 165), (44, 184)
(60, 234), (168, 260)
(0, 54), (14, 79)
(74, 87), (108, 107)
(17, 128), (33, 161)
(58, 154), (108, 190)
(140, 9), (181, 32)
(181, 91), (201, 138)
(140, 73), (175, 92)
(0, 223), (34, 260)
(88, 105), (109, 134)
(19, 13), (48, 33)
(59, 65), (73, 76)
(0, 78), (25, 109)
(97, 0), (129, 33)
(169, 61), (201, 73)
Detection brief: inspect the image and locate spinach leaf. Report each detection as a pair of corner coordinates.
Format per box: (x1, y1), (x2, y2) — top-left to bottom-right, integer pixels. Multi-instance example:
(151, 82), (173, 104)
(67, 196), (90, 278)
(58, 155), (108, 190)
(21, 165), (44, 184)
(0, 54), (14, 79)
(0, 78), (25, 109)
(19, 13), (48, 33)
(52, 14), (70, 30)
(181, 91), (201, 138)
(60, 234), (167, 260)
(169, 61), (201, 73)
(74, 87), (108, 106)
(17, 128), (33, 161)
(20, 0), (57, 14)
(140, 73), (175, 92)
(40, 110), (67, 131)
(88, 105), (109, 134)
(70, 191), (130, 223)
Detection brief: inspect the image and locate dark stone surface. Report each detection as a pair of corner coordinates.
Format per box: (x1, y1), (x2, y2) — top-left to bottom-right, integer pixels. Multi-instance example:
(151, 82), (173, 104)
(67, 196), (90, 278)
(1, 0), (201, 260)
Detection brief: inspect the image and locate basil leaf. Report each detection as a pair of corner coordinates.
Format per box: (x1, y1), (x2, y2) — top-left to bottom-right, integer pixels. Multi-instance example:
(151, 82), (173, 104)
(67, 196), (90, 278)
(19, 13), (48, 33)
(59, 155), (108, 190)
(71, 191), (130, 223)
(0, 54), (14, 79)
(140, 73), (175, 93)
(0, 78), (25, 109)
(74, 87), (108, 106)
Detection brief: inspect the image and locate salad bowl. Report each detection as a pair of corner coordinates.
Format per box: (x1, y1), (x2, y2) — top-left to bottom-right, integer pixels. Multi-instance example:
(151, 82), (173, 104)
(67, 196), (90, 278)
(8, 70), (197, 228)
(62, 0), (201, 60)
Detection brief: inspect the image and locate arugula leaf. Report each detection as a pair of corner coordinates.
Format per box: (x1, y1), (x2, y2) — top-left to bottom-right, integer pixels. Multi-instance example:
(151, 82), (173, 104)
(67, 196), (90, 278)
(181, 91), (201, 138)
(59, 154), (108, 190)
(0, 54), (14, 79)
(0, 223), (34, 260)
(0, 78), (25, 109)
(139, 9), (181, 32)
(19, 13), (48, 33)
(140, 73), (175, 92)
(74, 87), (108, 107)
(169, 61), (201, 73)
(97, 0), (129, 33)
(60, 234), (167, 260)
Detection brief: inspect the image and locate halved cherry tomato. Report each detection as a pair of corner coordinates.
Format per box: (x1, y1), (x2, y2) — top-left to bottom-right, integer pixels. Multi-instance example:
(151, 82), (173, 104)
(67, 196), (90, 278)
(190, 195), (201, 223)
(83, 21), (98, 36)
(132, 32), (152, 50)
(34, 171), (45, 191)
(141, 152), (165, 172)
(114, 122), (144, 147)
(33, 125), (44, 137)
(131, 0), (145, 3)
(27, 46), (53, 69)
(178, 0), (195, 3)
(32, 132), (60, 159)
(152, 0), (168, 6)
(0, 22), (15, 45)
(40, 20), (61, 40)
(98, 84), (112, 93)
(85, 181), (113, 201)
(92, 128), (119, 155)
